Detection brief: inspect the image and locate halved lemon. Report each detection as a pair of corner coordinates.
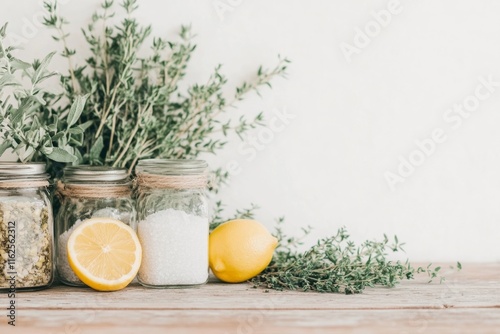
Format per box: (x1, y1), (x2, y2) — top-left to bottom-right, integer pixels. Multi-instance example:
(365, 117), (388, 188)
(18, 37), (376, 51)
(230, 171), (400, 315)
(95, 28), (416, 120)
(67, 217), (142, 291)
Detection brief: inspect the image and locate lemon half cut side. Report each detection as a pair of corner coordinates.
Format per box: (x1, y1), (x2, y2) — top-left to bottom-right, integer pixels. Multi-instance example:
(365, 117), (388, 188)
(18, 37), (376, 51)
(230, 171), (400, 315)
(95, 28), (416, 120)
(67, 217), (142, 291)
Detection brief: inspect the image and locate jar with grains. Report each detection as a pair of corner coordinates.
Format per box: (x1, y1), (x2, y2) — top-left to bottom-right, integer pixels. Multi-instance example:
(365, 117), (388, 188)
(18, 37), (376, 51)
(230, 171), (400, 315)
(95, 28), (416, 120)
(0, 162), (54, 291)
(55, 166), (135, 286)
(135, 159), (209, 288)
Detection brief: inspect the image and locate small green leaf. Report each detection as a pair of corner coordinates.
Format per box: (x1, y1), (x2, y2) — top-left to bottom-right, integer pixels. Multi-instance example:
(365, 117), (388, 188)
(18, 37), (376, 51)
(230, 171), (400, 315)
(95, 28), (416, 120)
(0, 23), (8, 37)
(10, 59), (31, 71)
(46, 147), (78, 162)
(74, 149), (83, 164)
(78, 120), (94, 131)
(31, 52), (56, 85)
(68, 133), (83, 146)
(47, 123), (57, 133)
(40, 145), (54, 155)
(19, 145), (35, 162)
(52, 131), (65, 142)
(68, 127), (84, 135)
(0, 139), (11, 157)
(0, 73), (18, 87)
(67, 95), (88, 127)
(30, 93), (46, 106)
(90, 136), (104, 161)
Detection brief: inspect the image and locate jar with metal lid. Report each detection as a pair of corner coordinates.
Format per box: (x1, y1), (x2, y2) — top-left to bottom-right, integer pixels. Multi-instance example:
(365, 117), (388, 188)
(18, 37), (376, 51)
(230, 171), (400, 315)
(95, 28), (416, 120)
(0, 162), (54, 291)
(55, 166), (136, 286)
(135, 159), (209, 288)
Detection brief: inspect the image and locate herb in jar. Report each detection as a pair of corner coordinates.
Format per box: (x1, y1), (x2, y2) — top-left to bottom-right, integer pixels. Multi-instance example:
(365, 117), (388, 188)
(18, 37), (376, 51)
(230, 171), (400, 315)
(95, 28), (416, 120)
(0, 163), (54, 291)
(0, 198), (52, 288)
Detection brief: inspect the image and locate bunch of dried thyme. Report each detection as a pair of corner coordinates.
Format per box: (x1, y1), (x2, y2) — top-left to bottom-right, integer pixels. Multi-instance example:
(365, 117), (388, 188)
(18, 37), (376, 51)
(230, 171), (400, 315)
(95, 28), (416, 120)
(252, 218), (461, 294)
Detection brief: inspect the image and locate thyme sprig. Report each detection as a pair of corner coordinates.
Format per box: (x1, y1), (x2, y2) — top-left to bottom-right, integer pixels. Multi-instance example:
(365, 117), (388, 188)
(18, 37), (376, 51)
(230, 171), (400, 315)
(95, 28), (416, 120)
(42, 0), (289, 175)
(252, 218), (461, 294)
(210, 201), (259, 231)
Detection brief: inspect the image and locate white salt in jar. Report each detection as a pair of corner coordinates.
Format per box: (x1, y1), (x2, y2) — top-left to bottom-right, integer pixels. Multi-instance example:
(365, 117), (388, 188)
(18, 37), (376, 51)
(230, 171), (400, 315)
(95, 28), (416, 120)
(135, 159), (209, 288)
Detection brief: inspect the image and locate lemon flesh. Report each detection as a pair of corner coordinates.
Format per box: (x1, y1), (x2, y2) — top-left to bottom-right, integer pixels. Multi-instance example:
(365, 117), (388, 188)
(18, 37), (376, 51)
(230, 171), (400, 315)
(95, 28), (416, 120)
(67, 217), (142, 291)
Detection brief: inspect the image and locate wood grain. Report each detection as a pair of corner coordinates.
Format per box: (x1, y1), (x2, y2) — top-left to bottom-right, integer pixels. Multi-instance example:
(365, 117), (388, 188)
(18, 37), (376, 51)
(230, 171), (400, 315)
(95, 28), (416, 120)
(0, 263), (498, 333)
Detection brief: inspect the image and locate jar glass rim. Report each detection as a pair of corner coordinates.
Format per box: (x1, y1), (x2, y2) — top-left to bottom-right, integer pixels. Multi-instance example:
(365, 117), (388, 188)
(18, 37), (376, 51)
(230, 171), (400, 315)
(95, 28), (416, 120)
(0, 162), (49, 183)
(63, 165), (129, 183)
(0, 162), (47, 176)
(136, 159), (208, 175)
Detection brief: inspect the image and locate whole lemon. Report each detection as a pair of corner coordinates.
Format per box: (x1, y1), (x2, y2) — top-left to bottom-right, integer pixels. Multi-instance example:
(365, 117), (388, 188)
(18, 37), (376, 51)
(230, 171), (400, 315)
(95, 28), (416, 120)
(209, 219), (278, 283)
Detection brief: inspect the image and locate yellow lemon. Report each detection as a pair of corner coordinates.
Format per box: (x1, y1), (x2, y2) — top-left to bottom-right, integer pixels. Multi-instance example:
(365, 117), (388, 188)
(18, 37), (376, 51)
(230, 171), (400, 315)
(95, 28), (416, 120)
(209, 219), (278, 283)
(67, 217), (142, 291)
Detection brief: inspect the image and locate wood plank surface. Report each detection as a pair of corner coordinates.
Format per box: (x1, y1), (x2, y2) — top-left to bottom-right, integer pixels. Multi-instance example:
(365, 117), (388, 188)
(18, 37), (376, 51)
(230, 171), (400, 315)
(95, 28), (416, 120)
(1, 263), (499, 333)
(6, 308), (500, 334)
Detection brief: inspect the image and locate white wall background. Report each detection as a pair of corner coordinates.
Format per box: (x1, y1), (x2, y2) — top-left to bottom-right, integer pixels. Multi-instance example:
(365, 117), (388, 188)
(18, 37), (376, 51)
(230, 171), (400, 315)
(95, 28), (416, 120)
(2, 0), (500, 262)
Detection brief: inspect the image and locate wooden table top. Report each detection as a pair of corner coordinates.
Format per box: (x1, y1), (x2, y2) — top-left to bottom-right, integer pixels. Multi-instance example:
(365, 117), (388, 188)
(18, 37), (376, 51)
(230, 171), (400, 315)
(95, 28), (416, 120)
(1, 263), (499, 333)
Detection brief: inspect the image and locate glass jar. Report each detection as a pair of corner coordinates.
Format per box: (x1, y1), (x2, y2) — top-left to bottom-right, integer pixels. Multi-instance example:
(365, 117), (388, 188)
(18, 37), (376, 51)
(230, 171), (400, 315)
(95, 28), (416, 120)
(0, 162), (54, 291)
(55, 166), (135, 286)
(135, 159), (209, 288)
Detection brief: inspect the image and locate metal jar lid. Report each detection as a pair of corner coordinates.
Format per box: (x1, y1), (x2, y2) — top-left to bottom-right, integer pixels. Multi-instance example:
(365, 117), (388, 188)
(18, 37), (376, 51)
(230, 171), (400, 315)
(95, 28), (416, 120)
(136, 159), (208, 175)
(63, 165), (129, 183)
(0, 162), (49, 181)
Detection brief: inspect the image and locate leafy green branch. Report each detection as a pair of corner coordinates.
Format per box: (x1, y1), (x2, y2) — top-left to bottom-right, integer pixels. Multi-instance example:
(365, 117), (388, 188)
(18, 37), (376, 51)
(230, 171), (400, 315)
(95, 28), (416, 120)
(0, 24), (87, 164)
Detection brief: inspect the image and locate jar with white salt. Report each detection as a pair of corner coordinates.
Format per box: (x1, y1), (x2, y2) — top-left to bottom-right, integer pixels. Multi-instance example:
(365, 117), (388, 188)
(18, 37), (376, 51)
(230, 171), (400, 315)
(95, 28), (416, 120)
(135, 159), (209, 288)
(55, 166), (135, 286)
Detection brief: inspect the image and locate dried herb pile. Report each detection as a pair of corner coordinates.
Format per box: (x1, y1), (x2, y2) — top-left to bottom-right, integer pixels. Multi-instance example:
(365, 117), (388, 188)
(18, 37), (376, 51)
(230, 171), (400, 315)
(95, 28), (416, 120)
(252, 218), (461, 294)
